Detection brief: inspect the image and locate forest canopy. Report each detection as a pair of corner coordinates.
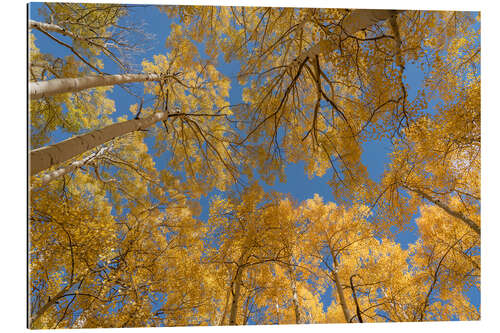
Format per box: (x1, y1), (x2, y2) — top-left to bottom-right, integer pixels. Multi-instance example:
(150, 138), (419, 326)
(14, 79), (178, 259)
(28, 2), (480, 328)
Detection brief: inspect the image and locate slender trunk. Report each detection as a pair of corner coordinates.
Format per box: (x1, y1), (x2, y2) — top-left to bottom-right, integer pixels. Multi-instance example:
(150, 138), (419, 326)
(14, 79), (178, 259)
(229, 267), (243, 325)
(34, 145), (112, 187)
(30, 73), (162, 100)
(293, 9), (402, 65)
(405, 186), (480, 235)
(30, 111), (169, 175)
(29, 19), (78, 39)
(288, 266), (301, 324)
(331, 255), (353, 323)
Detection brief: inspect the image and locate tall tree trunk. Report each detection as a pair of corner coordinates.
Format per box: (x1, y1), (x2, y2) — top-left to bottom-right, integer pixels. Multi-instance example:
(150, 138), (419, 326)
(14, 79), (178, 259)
(288, 266), (301, 324)
(29, 19), (79, 39)
(30, 73), (163, 100)
(294, 9), (403, 65)
(331, 254), (353, 323)
(404, 186), (481, 235)
(34, 145), (112, 187)
(30, 111), (169, 175)
(229, 267), (243, 325)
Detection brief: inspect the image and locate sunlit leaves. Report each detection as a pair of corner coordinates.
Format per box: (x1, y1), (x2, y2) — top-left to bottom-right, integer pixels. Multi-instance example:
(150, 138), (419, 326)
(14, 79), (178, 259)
(29, 4), (480, 328)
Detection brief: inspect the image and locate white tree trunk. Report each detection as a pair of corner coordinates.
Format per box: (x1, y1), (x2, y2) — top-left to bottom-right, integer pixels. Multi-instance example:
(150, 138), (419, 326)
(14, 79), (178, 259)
(293, 9), (403, 65)
(29, 19), (77, 38)
(34, 145), (112, 187)
(287, 265), (301, 324)
(405, 186), (481, 235)
(331, 254), (353, 323)
(30, 73), (162, 100)
(30, 112), (168, 176)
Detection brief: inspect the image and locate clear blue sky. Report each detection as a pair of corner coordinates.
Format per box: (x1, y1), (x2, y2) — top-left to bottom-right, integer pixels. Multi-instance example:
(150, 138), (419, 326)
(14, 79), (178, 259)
(29, 2), (479, 317)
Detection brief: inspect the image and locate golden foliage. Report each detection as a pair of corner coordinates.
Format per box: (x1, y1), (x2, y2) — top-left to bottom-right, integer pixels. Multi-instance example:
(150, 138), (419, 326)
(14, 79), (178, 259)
(28, 5), (480, 328)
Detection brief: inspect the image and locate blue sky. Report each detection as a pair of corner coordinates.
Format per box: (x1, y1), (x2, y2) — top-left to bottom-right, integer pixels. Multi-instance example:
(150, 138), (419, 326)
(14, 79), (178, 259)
(29, 2), (479, 319)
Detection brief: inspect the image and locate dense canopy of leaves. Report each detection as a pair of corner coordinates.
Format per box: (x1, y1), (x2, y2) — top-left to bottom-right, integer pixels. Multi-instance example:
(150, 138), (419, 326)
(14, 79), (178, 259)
(28, 3), (480, 328)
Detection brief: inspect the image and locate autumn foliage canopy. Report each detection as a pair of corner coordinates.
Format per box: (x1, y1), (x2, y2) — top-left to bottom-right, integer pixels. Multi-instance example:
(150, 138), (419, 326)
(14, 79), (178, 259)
(28, 3), (480, 328)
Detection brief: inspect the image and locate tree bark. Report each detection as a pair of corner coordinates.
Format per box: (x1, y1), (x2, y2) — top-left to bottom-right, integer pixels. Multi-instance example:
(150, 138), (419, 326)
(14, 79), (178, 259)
(405, 186), (481, 235)
(34, 145), (112, 187)
(229, 267), (243, 325)
(288, 266), (301, 324)
(29, 19), (78, 39)
(293, 9), (403, 65)
(331, 254), (353, 323)
(30, 111), (169, 176)
(30, 73), (162, 100)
